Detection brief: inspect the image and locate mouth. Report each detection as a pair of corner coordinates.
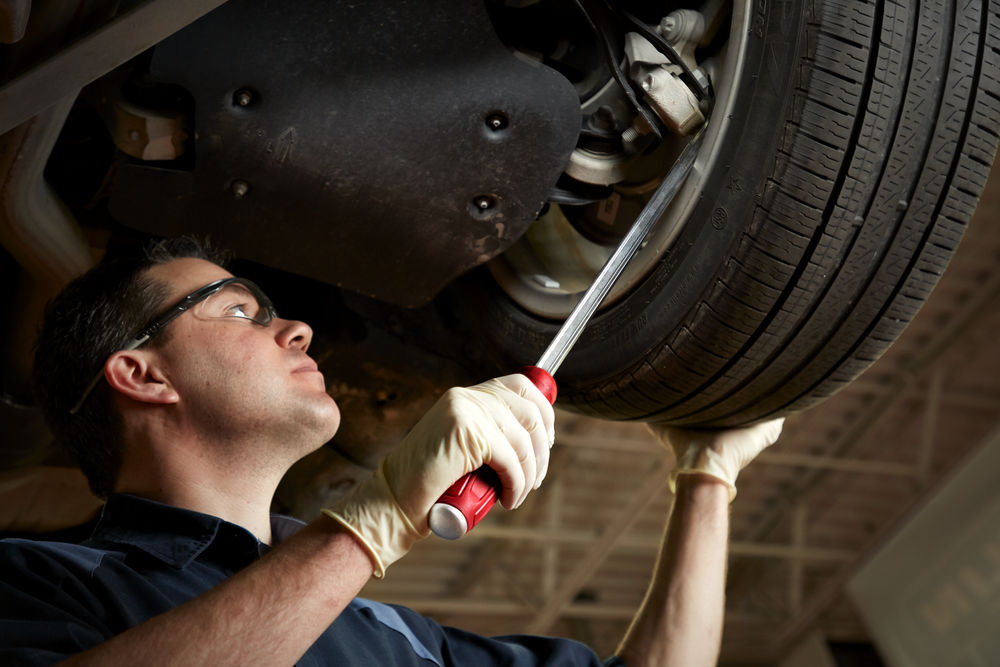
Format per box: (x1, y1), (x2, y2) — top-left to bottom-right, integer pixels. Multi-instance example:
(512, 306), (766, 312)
(292, 359), (328, 391)
(292, 359), (322, 375)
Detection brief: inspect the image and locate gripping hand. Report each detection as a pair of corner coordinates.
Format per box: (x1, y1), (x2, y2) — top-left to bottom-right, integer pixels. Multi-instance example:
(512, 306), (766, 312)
(324, 375), (554, 577)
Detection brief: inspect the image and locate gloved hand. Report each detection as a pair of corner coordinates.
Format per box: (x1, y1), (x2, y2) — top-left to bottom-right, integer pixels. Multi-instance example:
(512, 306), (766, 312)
(324, 374), (555, 577)
(648, 418), (784, 501)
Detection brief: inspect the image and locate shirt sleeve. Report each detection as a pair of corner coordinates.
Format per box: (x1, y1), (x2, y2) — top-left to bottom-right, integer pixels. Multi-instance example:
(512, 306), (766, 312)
(0, 539), (112, 666)
(438, 625), (623, 667)
(347, 598), (622, 666)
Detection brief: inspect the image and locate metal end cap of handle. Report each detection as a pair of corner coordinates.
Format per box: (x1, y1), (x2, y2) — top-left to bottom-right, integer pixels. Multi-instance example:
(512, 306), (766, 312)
(429, 503), (468, 540)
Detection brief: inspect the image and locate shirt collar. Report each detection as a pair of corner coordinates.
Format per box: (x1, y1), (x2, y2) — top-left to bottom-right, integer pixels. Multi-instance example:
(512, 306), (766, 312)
(88, 494), (303, 570)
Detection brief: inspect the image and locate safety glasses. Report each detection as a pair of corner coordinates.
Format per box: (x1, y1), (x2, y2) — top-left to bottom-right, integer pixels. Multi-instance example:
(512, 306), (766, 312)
(69, 277), (277, 415)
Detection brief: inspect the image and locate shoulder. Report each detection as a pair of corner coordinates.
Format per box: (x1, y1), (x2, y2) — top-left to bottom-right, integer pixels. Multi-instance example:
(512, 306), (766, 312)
(0, 538), (114, 579)
(0, 539), (121, 660)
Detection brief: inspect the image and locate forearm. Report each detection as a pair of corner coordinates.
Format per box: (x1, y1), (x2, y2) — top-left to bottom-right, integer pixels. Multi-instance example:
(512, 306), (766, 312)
(61, 514), (373, 666)
(617, 475), (730, 667)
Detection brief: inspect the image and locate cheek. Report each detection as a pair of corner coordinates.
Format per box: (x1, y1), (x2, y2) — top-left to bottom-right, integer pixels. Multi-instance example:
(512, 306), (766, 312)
(218, 348), (268, 395)
(170, 330), (265, 395)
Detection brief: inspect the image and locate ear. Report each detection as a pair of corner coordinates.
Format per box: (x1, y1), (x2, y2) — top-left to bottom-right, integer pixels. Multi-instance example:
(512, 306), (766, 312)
(104, 350), (180, 406)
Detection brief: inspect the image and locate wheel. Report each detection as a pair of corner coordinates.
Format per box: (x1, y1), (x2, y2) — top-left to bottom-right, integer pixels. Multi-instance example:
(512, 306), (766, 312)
(451, 0), (1000, 426)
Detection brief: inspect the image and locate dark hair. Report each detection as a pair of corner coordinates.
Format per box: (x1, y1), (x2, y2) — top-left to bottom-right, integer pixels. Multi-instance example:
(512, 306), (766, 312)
(32, 237), (228, 498)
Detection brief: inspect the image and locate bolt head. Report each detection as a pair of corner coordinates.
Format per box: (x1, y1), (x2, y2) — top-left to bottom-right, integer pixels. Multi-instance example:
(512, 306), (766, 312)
(231, 180), (250, 198)
(659, 16), (677, 36)
(233, 89), (255, 107)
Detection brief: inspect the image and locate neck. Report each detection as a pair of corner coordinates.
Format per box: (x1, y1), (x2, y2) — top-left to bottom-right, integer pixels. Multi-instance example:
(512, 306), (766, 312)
(117, 433), (290, 545)
(123, 474), (280, 544)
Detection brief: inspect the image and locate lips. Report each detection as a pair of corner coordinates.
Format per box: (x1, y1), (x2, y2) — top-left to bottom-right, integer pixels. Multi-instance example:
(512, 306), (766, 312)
(292, 359), (321, 375)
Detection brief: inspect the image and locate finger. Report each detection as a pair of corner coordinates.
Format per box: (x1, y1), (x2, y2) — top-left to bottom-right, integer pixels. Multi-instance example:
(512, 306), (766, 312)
(508, 392), (551, 489)
(478, 403), (535, 509)
(490, 402), (538, 508)
(716, 417), (786, 451)
(645, 422), (671, 442)
(645, 423), (692, 456)
(484, 380), (551, 491)
(483, 417), (532, 510)
(760, 417), (785, 444)
(495, 374), (556, 446)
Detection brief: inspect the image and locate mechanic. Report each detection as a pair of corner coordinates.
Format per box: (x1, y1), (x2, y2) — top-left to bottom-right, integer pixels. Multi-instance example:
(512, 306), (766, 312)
(0, 237), (783, 666)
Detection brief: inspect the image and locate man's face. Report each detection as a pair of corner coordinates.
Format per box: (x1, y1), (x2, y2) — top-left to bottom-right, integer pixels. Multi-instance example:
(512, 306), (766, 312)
(144, 258), (341, 459)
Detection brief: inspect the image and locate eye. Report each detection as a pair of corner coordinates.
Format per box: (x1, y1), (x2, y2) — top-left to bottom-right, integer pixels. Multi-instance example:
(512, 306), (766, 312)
(226, 303), (251, 318)
(205, 284), (262, 320)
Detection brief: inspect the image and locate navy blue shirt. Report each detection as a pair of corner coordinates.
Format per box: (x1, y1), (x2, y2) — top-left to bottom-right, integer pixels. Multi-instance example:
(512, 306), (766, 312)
(0, 495), (622, 665)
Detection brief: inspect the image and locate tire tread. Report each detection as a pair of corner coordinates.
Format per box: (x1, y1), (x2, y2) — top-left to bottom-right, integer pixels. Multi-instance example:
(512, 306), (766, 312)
(603, 0), (1000, 425)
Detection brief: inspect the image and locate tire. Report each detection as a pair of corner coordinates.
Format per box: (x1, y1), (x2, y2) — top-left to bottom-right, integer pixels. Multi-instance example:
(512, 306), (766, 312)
(451, 0), (1000, 426)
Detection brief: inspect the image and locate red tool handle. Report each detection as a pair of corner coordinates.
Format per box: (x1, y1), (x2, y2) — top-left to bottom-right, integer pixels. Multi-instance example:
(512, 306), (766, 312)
(428, 366), (556, 540)
(519, 365), (557, 404)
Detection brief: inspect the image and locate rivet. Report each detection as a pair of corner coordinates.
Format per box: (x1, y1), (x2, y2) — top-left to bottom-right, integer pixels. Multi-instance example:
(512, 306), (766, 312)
(231, 180), (250, 198)
(473, 195), (496, 211)
(485, 112), (509, 131)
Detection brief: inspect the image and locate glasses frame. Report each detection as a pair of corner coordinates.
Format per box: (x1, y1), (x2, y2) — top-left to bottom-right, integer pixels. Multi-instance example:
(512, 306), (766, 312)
(69, 277), (277, 415)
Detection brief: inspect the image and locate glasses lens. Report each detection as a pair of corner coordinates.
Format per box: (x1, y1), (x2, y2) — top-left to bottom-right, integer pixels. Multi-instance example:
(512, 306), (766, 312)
(193, 282), (273, 325)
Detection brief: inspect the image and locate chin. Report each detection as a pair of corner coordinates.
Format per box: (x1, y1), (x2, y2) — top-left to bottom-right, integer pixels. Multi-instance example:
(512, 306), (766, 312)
(321, 414), (341, 442)
(315, 399), (341, 441)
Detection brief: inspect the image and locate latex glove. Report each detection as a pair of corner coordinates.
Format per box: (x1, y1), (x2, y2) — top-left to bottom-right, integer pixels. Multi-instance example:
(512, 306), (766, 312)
(324, 374), (554, 577)
(648, 418), (784, 501)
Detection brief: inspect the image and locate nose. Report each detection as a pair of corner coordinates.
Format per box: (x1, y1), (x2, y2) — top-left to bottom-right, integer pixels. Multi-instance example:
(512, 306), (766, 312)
(274, 317), (313, 352)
